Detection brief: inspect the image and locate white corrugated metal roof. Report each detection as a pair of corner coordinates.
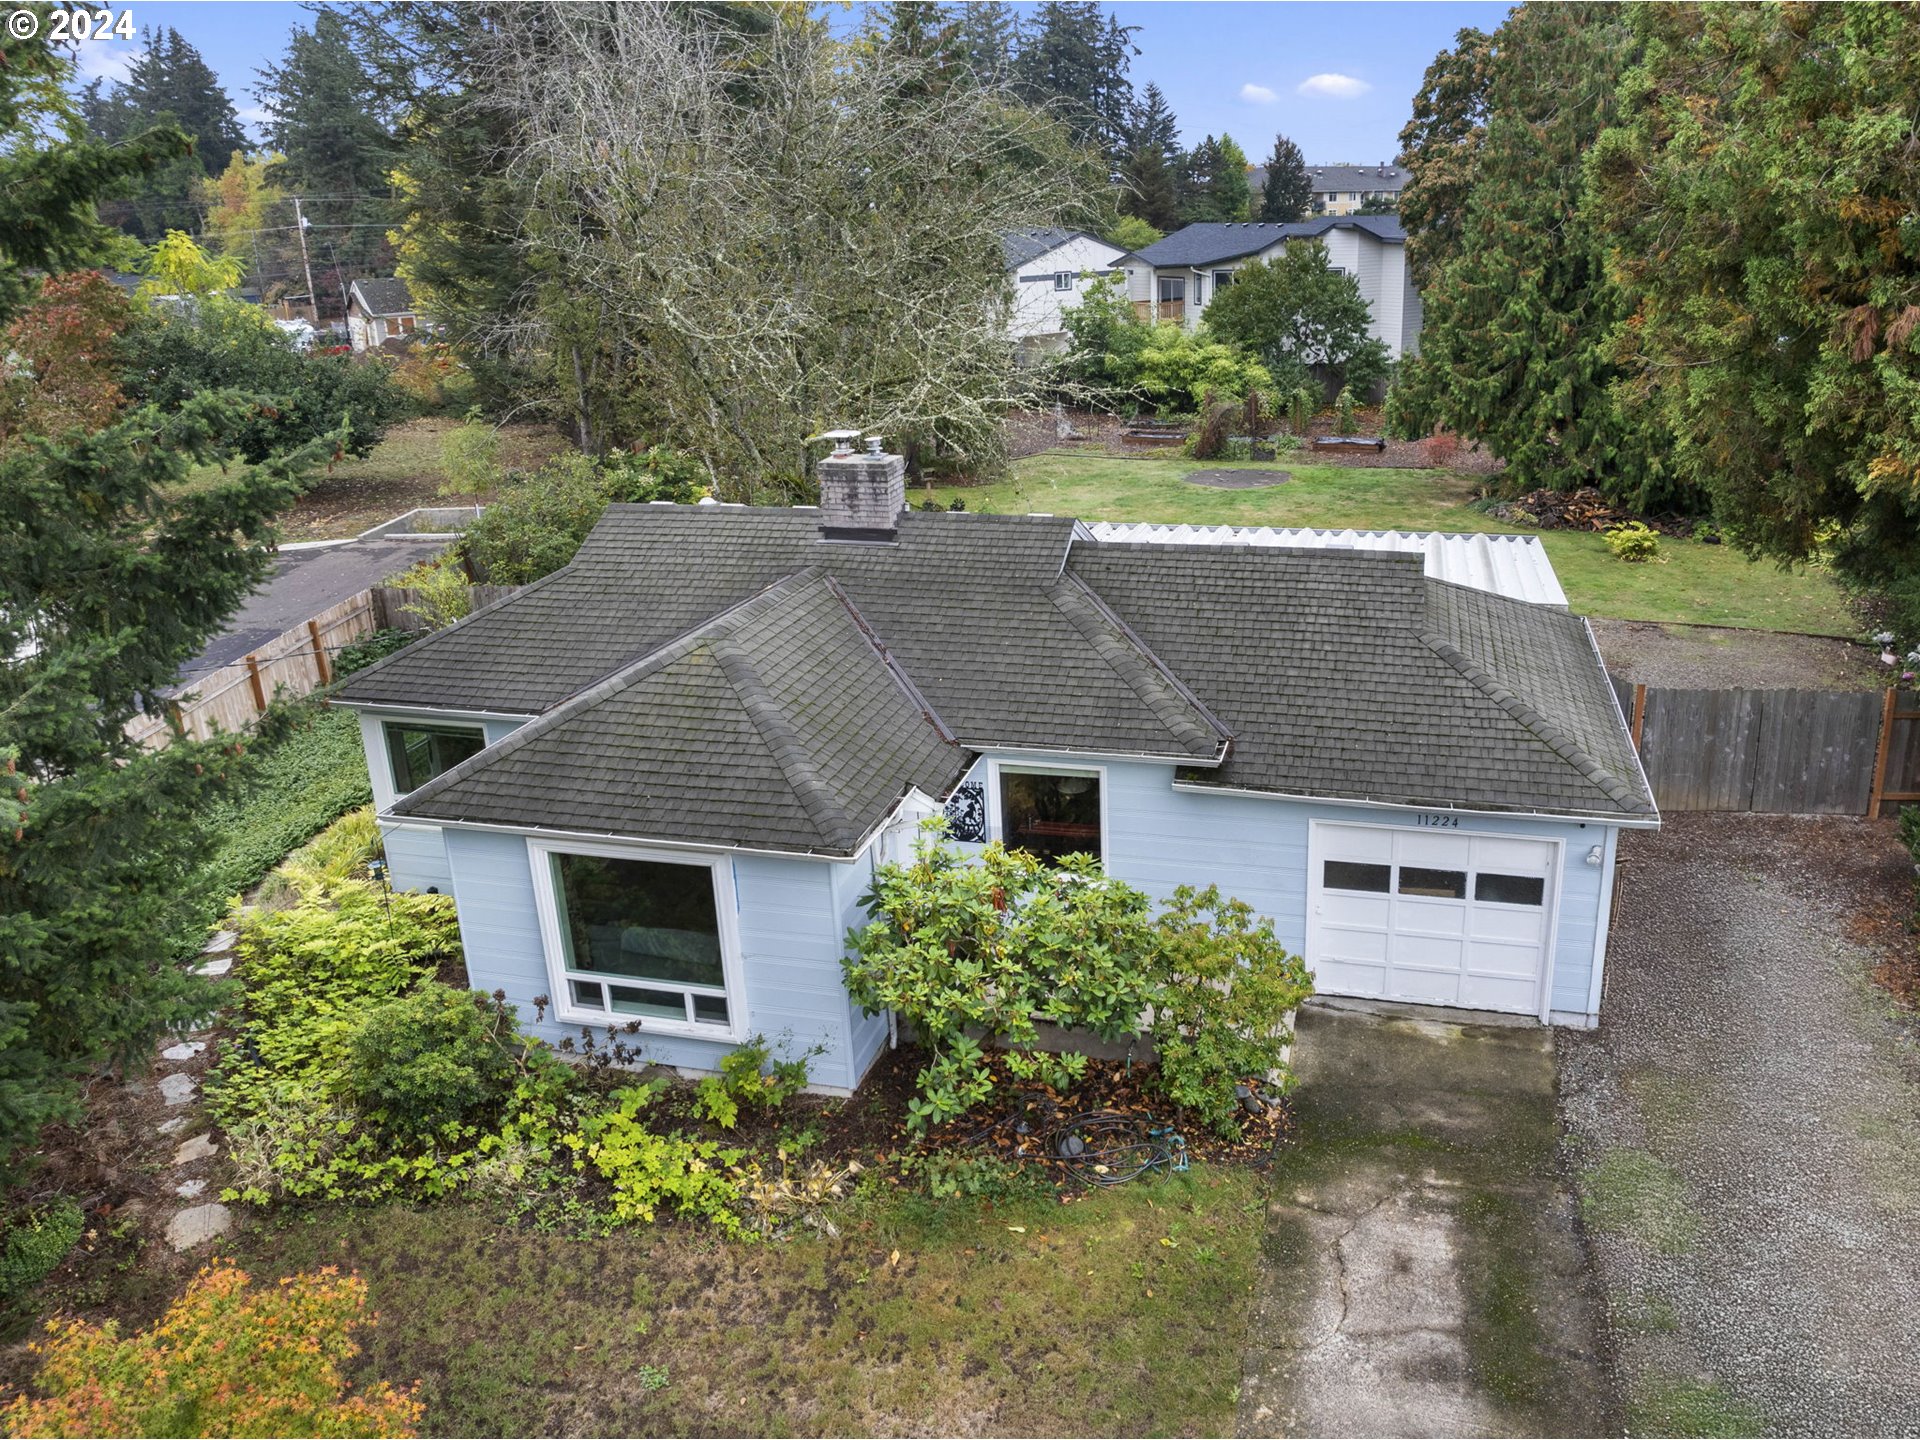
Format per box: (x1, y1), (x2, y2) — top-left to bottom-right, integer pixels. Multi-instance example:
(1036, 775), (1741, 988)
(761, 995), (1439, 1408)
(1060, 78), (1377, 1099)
(1084, 523), (1569, 607)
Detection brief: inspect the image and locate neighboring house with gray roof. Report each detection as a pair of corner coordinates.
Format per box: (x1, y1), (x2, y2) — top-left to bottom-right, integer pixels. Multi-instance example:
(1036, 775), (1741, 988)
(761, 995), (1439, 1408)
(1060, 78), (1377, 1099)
(1247, 161), (1410, 217)
(1000, 229), (1132, 359)
(1123, 215), (1421, 359)
(346, 276), (432, 354)
(333, 443), (1654, 1092)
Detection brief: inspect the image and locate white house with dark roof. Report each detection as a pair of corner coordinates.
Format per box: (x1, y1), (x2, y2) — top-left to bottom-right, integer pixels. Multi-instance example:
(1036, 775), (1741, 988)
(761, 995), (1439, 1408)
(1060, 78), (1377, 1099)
(1123, 215), (1422, 359)
(1247, 161), (1410, 217)
(1001, 228), (1132, 358)
(346, 276), (432, 354)
(333, 443), (1654, 1091)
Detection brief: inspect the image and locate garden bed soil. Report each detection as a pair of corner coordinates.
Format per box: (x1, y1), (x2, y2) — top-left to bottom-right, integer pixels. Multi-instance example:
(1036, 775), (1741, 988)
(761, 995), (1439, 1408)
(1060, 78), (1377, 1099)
(1184, 468), (1293, 490)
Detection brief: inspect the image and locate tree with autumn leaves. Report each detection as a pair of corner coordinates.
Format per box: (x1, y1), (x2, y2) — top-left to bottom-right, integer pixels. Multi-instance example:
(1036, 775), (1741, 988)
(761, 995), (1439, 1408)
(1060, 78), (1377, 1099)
(2, 1263), (420, 1437)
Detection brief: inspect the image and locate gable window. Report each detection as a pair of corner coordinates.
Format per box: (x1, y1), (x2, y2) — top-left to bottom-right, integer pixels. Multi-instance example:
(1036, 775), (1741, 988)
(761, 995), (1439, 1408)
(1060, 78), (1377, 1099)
(1054, 271), (1075, 291)
(538, 845), (740, 1035)
(997, 764), (1102, 863)
(383, 721), (484, 794)
(1158, 276), (1185, 303)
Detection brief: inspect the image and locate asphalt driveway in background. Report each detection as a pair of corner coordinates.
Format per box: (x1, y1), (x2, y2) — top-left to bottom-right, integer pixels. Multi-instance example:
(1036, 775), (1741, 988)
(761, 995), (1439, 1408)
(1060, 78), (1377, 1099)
(1239, 1000), (1615, 1438)
(1560, 814), (1920, 1437)
(178, 535), (447, 681)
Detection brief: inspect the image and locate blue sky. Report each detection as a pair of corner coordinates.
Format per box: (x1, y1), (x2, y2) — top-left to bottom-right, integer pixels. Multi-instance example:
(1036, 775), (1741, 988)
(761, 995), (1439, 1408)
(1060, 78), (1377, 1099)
(65, 0), (1510, 161)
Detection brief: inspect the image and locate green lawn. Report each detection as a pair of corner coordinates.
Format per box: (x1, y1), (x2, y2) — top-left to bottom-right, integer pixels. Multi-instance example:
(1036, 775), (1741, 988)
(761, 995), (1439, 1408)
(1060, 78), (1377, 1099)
(922, 454), (1854, 637)
(190, 1170), (1259, 1437)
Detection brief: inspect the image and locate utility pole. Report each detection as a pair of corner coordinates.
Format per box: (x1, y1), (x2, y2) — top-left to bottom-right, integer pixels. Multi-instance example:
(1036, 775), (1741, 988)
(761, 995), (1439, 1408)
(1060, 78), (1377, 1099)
(291, 195), (318, 324)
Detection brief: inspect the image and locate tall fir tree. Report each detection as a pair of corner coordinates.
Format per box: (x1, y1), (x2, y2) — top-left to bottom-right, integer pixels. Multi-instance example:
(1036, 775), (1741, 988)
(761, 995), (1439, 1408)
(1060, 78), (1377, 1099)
(1129, 82), (1179, 158)
(1178, 134), (1225, 223)
(1387, 2), (1673, 507)
(80, 27), (248, 240)
(1121, 142), (1181, 231)
(1257, 134), (1311, 222)
(1395, 26), (1494, 287)
(256, 11), (402, 312)
(1012, 2), (1137, 169)
(955, 0), (1018, 86)
(0, 7), (190, 323)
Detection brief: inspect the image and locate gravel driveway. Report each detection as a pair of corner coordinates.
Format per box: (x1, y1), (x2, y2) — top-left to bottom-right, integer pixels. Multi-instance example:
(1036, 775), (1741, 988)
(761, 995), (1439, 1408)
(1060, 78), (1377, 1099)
(1590, 620), (1880, 690)
(1560, 814), (1920, 1436)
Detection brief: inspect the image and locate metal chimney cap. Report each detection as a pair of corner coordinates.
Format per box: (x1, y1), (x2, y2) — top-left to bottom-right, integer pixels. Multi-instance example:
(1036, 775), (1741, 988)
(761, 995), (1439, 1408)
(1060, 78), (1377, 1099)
(863, 434), (886, 456)
(810, 427), (863, 457)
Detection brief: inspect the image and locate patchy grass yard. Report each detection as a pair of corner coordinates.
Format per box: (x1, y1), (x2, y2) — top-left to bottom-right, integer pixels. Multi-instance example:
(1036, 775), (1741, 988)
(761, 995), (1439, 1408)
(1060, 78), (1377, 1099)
(174, 417), (568, 542)
(920, 454), (1854, 637)
(11, 1171), (1262, 1438)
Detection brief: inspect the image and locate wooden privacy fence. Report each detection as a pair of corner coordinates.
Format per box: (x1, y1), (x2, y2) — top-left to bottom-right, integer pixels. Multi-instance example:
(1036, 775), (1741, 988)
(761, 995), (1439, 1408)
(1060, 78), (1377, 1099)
(123, 582), (517, 752)
(1611, 678), (1920, 816)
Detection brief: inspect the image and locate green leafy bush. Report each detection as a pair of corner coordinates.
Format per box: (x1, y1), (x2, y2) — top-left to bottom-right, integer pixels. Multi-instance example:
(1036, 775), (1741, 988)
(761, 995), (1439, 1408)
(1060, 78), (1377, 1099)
(345, 985), (520, 1143)
(387, 552), (473, 630)
(598, 445), (709, 504)
(692, 1035), (811, 1130)
(1133, 324), (1276, 413)
(566, 1084), (748, 1236)
(460, 454), (610, 586)
(333, 628), (416, 677)
(1149, 886), (1315, 1136)
(1288, 385), (1315, 435)
(1333, 385), (1357, 434)
(193, 708), (372, 909)
(1, 1199), (84, 1302)
(439, 414), (502, 497)
(1899, 804), (1920, 862)
(1605, 521), (1662, 562)
(843, 827), (1161, 1131)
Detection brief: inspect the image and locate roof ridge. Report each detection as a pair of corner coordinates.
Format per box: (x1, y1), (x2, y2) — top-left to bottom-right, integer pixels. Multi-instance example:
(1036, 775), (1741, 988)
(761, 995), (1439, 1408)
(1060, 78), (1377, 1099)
(1048, 572), (1232, 760)
(1419, 628), (1650, 814)
(709, 633), (857, 851)
(389, 570), (823, 818)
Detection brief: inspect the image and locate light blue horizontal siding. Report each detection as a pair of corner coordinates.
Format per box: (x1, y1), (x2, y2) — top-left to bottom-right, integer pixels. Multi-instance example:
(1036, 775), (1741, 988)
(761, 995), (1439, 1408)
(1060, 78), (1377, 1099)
(979, 751), (1616, 1021)
(383, 824), (454, 894)
(441, 828), (863, 1085)
(834, 850), (892, 1084)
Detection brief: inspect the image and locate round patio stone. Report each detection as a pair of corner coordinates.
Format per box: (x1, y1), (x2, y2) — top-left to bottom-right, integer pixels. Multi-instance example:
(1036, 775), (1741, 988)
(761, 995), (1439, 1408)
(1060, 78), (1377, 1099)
(166, 1203), (233, 1251)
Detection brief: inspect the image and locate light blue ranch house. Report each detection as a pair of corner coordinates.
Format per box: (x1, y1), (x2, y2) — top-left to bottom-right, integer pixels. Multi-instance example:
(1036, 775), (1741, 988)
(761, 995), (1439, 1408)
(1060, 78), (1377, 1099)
(333, 442), (1658, 1093)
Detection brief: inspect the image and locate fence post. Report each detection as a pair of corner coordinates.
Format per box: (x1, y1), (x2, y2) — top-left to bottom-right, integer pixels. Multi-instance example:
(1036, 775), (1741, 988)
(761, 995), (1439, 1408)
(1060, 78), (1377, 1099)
(1870, 685), (1898, 818)
(244, 653), (267, 714)
(1631, 683), (1648, 751)
(307, 618), (332, 686)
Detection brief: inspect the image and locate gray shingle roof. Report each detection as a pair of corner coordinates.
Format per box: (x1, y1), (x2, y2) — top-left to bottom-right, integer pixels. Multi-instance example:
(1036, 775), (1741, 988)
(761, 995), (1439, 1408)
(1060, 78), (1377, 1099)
(1065, 542), (1652, 819)
(1128, 215), (1403, 269)
(349, 276), (416, 317)
(1003, 228), (1101, 269)
(390, 571), (968, 854)
(349, 509), (1652, 843)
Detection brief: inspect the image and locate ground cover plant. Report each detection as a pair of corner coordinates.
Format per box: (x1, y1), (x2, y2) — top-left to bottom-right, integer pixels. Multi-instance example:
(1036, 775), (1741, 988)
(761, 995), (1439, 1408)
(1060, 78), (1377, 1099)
(925, 453), (1855, 636)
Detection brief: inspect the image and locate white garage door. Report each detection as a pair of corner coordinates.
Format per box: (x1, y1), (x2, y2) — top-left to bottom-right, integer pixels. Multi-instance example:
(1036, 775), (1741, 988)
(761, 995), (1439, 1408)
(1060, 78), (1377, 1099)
(1306, 822), (1557, 1016)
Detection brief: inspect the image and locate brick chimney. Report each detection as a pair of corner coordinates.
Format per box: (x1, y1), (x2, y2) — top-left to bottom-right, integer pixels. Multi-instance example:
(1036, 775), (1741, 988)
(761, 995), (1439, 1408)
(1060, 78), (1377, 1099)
(816, 432), (906, 542)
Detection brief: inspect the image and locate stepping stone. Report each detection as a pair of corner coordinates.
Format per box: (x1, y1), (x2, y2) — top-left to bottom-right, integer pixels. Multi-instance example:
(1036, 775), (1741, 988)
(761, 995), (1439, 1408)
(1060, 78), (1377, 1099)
(160, 1040), (206, 1062)
(195, 957), (232, 978)
(201, 930), (237, 955)
(173, 1133), (217, 1165)
(166, 1203), (233, 1251)
(158, 1073), (196, 1105)
(157, 1116), (188, 1135)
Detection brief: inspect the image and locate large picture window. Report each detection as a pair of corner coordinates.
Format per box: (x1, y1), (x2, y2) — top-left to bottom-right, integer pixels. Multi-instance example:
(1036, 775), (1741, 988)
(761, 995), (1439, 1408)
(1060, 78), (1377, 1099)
(997, 766), (1102, 863)
(383, 721), (484, 794)
(547, 850), (734, 1030)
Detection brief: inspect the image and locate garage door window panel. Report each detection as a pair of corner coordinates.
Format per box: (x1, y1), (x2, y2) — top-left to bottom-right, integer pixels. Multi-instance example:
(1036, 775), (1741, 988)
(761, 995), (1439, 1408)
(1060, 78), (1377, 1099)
(1474, 873), (1546, 906)
(1324, 860), (1391, 893)
(1398, 866), (1467, 899)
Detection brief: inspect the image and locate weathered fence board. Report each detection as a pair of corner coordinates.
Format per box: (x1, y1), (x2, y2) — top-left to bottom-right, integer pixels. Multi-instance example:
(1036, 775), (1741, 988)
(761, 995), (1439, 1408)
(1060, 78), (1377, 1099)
(372, 584), (518, 633)
(1750, 690), (1883, 814)
(1637, 688), (1763, 811)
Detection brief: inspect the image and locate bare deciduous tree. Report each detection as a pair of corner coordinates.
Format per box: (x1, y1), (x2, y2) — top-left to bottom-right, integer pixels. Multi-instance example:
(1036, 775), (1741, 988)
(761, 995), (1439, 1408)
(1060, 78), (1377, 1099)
(471, 4), (1098, 491)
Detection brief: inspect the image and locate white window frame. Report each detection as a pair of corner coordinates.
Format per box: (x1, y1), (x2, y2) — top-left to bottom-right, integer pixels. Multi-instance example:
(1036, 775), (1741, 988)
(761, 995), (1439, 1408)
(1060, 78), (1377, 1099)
(527, 835), (748, 1041)
(985, 758), (1110, 864)
(1212, 268), (1236, 291)
(1053, 270), (1076, 291)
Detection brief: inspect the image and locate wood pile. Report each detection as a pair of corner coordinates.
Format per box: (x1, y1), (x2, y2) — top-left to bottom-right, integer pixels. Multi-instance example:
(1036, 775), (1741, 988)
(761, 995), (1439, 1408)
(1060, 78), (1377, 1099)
(1502, 486), (1695, 537)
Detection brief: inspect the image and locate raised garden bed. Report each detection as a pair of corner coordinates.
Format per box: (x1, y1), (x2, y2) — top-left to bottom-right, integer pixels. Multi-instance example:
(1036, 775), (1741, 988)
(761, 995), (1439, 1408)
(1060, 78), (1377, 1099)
(1122, 423), (1190, 448)
(1310, 435), (1387, 454)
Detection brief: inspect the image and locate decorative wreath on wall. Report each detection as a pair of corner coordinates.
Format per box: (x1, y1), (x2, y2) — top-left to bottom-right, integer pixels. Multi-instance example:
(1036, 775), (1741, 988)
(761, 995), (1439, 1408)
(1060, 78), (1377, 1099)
(944, 781), (987, 843)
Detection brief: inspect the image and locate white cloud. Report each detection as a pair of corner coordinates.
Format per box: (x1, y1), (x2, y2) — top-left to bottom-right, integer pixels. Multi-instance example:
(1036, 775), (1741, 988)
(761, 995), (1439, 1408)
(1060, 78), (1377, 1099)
(237, 105), (272, 127)
(1239, 83), (1278, 105)
(71, 42), (136, 87)
(1298, 72), (1372, 99)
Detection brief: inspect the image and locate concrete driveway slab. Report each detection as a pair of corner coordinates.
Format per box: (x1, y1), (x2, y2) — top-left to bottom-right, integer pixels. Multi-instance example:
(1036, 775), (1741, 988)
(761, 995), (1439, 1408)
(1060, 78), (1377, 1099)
(1240, 1000), (1615, 1439)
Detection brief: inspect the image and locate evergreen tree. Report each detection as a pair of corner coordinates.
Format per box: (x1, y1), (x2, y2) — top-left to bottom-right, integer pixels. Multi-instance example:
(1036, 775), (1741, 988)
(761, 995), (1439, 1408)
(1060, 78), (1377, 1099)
(1258, 134), (1311, 222)
(1179, 134), (1225, 223)
(1215, 134), (1252, 222)
(79, 27), (248, 239)
(256, 11), (401, 311)
(1387, 3), (1672, 506)
(1121, 141), (1181, 231)
(1129, 82), (1180, 159)
(1395, 26), (1494, 287)
(875, 1), (968, 97)
(1592, 3), (1920, 584)
(956, 0), (1018, 86)
(1204, 243), (1391, 397)
(0, 9), (190, 324)
(1012, 2), (1137, 167)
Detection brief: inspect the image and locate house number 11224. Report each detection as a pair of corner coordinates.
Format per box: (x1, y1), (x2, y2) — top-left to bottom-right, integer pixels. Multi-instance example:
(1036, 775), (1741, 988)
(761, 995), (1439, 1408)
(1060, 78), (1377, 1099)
(1414, 813), (1460, 828)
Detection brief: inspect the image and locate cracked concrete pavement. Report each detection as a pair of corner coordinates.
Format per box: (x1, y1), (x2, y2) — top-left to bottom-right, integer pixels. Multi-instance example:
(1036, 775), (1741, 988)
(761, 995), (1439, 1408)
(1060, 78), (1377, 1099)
(1239, 1000), (1614, 1438)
